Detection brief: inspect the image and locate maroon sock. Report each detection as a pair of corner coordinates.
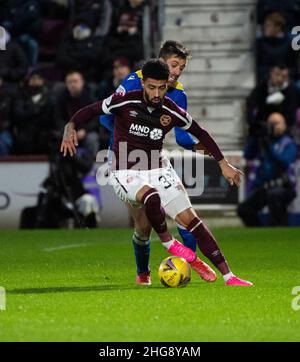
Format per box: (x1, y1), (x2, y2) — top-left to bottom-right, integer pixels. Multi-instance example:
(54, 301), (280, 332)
(187, 218), (230, 275)
(141, 188), (172, 243)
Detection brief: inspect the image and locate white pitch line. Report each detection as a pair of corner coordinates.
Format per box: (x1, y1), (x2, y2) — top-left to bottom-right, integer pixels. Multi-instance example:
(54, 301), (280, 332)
(43, 243), (89, 252)
(43, 233), (181, 252)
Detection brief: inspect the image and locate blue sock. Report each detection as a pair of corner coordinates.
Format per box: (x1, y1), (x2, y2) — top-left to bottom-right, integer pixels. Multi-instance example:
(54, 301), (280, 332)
(132, 233), (150, 274)
(177, 225), (197, 252)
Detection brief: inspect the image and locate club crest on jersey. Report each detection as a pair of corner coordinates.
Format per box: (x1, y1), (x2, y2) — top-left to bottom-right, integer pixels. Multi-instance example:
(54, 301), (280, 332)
(160, 114), (171, 127)
(116, 85), (126, 95)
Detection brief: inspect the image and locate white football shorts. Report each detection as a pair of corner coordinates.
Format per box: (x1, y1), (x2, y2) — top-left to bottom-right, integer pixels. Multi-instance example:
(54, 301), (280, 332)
(110, 164), (192, 219)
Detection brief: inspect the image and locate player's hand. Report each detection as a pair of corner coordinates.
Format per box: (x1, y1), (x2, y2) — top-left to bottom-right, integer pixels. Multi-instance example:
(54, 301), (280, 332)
(60, 122), (78, 157)
(219, 158), (244, 187)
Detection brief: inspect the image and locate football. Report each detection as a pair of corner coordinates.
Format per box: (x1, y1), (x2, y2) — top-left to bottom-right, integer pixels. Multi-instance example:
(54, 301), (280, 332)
(158, 256), (191, 288)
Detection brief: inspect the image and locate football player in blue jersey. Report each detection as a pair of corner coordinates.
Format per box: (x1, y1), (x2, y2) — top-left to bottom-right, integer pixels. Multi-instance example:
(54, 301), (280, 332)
(100, 40), (215, 285)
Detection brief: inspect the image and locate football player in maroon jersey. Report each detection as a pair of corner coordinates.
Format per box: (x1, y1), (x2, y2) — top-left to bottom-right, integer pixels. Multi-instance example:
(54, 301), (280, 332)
(61, 59), (253, 286)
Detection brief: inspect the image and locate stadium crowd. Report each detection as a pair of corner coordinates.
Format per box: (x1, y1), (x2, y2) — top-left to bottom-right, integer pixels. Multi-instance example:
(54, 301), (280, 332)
(0, 0), (155, 156)
(238, 0), (300, 226)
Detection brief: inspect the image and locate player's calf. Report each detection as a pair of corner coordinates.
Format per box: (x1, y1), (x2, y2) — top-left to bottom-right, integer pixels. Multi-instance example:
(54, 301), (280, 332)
(139, 187), (172, 242)
(186, 217), (229, 273)
(177, 224), (197, 252)
(171, 205), (253, 285)
(132, 232), (151, 274)
(185, 216), (253, 285)
(137, 187), (196, 261)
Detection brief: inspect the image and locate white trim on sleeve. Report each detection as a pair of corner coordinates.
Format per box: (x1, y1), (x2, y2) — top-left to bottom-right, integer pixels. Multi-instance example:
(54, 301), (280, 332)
(102, 96), (113, 115)
(108, 100), (142, 112)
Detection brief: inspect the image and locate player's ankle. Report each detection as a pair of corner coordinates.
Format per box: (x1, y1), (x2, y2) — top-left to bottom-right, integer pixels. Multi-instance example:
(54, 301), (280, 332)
(223, 271), (234, 282)
(162, 238), (175, 249)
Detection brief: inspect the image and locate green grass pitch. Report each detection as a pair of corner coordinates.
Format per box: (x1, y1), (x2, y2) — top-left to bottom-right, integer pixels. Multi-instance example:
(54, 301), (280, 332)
(0, 227), (300, 341)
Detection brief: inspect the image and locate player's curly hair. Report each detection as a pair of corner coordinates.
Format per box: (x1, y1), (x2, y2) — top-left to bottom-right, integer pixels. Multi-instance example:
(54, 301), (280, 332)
(142, 59), (170, 80)
(159, 40), (191, 60)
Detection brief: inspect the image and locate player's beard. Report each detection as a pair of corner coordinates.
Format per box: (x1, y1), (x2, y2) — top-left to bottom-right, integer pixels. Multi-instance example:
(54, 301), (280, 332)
(144, 91), (164, 108)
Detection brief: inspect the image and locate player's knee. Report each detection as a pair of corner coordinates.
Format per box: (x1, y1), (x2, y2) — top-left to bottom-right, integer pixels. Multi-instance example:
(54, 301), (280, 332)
(185, 216), (202, 230)
(175, 208), (198, 228)
(133, 230), (151, 245)
(134, 224), (152, 239)
(141, 188), (161, 210)
(134, 221), (152, 238)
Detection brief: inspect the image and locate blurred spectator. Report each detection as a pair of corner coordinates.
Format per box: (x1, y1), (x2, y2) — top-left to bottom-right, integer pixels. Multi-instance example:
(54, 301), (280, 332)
(0, 31), (29, 86)
(257, 0), (300, 30)
(106, 0), (145, 64)
(56, 71), (100, 156)
(12, 70), (56, 155)
(70, 0), (112, 37)
(42, 0), (70, 20)
(38, 1), (69, 63)
(238, 112), (298, 226)
(247, 64), (298, 128)
(256, 12), (297, 80)
(0, 0), (43, 65)
(0, 79), (13, 155)
(97, 56), (132, 99)
(43, 70), (101, 228)
(56, 18), (106, 81)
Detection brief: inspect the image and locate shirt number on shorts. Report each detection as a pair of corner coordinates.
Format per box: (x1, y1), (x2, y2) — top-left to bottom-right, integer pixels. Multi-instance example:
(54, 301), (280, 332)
(159, 173), (175, 189)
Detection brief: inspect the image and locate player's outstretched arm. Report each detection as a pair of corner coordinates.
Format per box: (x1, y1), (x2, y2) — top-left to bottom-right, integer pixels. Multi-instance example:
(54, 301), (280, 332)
(192, 123), (244, 187)
(60, 93), (125, 157)
(176, 115), (244, 187)
(60, 122), (78, 157)
(60, 100), (103, 157)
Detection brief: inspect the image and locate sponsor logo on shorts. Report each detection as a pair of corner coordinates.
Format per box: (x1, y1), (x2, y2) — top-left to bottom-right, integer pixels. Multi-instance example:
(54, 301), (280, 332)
(160, 114), (171, 126)
(126, 176), (134, 183)
(175, 183), (185, 192)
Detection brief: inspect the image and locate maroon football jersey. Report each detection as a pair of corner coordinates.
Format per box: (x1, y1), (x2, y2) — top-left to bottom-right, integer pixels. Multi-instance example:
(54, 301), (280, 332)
(103, 90), (194, 169)
(70, 90), (224, 170)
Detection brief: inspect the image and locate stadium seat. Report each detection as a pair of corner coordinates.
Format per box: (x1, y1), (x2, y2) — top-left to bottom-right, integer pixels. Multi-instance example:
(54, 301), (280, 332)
(163, 0), (257, 151)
